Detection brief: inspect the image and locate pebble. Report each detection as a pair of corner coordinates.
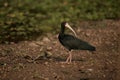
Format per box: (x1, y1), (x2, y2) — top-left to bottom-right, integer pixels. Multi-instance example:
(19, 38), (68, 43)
(47, 46), (52, 51)
(35, 41), (44, 46)
(85, 32), (91, 37)
(61, 65), (65, 68)
(44, 78), (49, 80)
(42, 37), (50, 42)
(44, 62), (48, 65)
(46, 52), (52, 57)
(29, 42), (39, 47)
(87, 69), (93, 72)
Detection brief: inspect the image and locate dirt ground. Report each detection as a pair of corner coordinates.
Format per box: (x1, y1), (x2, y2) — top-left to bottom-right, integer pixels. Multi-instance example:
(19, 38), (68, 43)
(0, 20), (120, 80)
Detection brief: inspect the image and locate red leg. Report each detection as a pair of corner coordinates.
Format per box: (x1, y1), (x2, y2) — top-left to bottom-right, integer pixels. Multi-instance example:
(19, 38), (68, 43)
(69, 53), (72, 63)
(65, 54), (70, 63)
(65, 51), (72, 63)
(61, 51), (73, 64)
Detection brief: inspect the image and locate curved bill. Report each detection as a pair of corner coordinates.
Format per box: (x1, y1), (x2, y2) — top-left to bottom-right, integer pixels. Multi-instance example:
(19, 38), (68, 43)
(65, 23), (77, 37)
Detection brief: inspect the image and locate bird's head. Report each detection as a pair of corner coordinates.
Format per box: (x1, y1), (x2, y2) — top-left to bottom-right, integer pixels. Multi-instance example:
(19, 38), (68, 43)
(61, 21), (77, 37)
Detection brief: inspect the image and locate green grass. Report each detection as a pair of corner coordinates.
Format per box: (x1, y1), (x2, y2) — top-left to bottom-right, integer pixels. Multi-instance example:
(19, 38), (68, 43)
(0, 0), (120, 43)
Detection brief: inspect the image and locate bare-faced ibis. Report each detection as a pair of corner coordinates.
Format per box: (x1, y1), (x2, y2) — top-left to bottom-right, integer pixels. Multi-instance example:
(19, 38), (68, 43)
(58, 22), (96, 63)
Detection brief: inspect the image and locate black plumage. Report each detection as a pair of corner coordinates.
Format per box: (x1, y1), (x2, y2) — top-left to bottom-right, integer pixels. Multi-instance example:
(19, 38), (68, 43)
(59, 34), (95, 51)
(58, 22), (96, 63)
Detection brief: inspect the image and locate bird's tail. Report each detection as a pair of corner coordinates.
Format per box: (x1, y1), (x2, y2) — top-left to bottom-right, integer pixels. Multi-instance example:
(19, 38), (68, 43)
(89, 46), (96, 51)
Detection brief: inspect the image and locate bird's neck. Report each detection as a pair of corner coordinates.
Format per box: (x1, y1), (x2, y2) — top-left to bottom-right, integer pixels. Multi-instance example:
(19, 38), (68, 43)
(60, 26), (65, 34)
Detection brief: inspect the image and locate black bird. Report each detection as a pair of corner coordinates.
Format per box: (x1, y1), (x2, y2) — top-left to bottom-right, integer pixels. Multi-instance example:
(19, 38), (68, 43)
(58, 22), (96, 63)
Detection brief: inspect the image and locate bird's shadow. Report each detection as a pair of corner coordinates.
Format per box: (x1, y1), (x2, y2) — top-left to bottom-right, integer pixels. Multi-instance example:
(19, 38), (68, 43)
(52, 56), (85, 62)
(24, 54), (86, 63)
(35, 56), (86, 62)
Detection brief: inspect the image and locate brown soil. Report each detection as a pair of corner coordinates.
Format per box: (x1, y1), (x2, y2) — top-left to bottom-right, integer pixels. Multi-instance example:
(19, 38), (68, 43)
(0, 20), (120, 80)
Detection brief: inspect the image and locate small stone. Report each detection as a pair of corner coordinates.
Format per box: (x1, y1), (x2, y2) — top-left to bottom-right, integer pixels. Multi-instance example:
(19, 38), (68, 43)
(87, 69), (93, 72)
(52, 41), (57, 44)
(61, 65), (65, 68)
(47, 47), (52, 51)
(46, 52), (52, 57)
(44, 78), (49, 80)
(42, 37), (50, 42)
(44, 62), (48, 65)
(36, 41), (44, 46)
(4, 2), (8, 7)
(85, 32), (91, 37)
(29, 42), (39, 47)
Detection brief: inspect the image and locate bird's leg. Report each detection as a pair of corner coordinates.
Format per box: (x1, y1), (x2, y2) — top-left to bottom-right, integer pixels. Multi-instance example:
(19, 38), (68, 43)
(65, 51), (72, 63)
(69, 52), (72, 63)
(65, 54), (70, 63)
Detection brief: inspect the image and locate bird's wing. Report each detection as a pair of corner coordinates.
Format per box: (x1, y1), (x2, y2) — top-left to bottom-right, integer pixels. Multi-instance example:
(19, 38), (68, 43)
(61, 35), (81, 48)
(61, 34), (93, 50)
